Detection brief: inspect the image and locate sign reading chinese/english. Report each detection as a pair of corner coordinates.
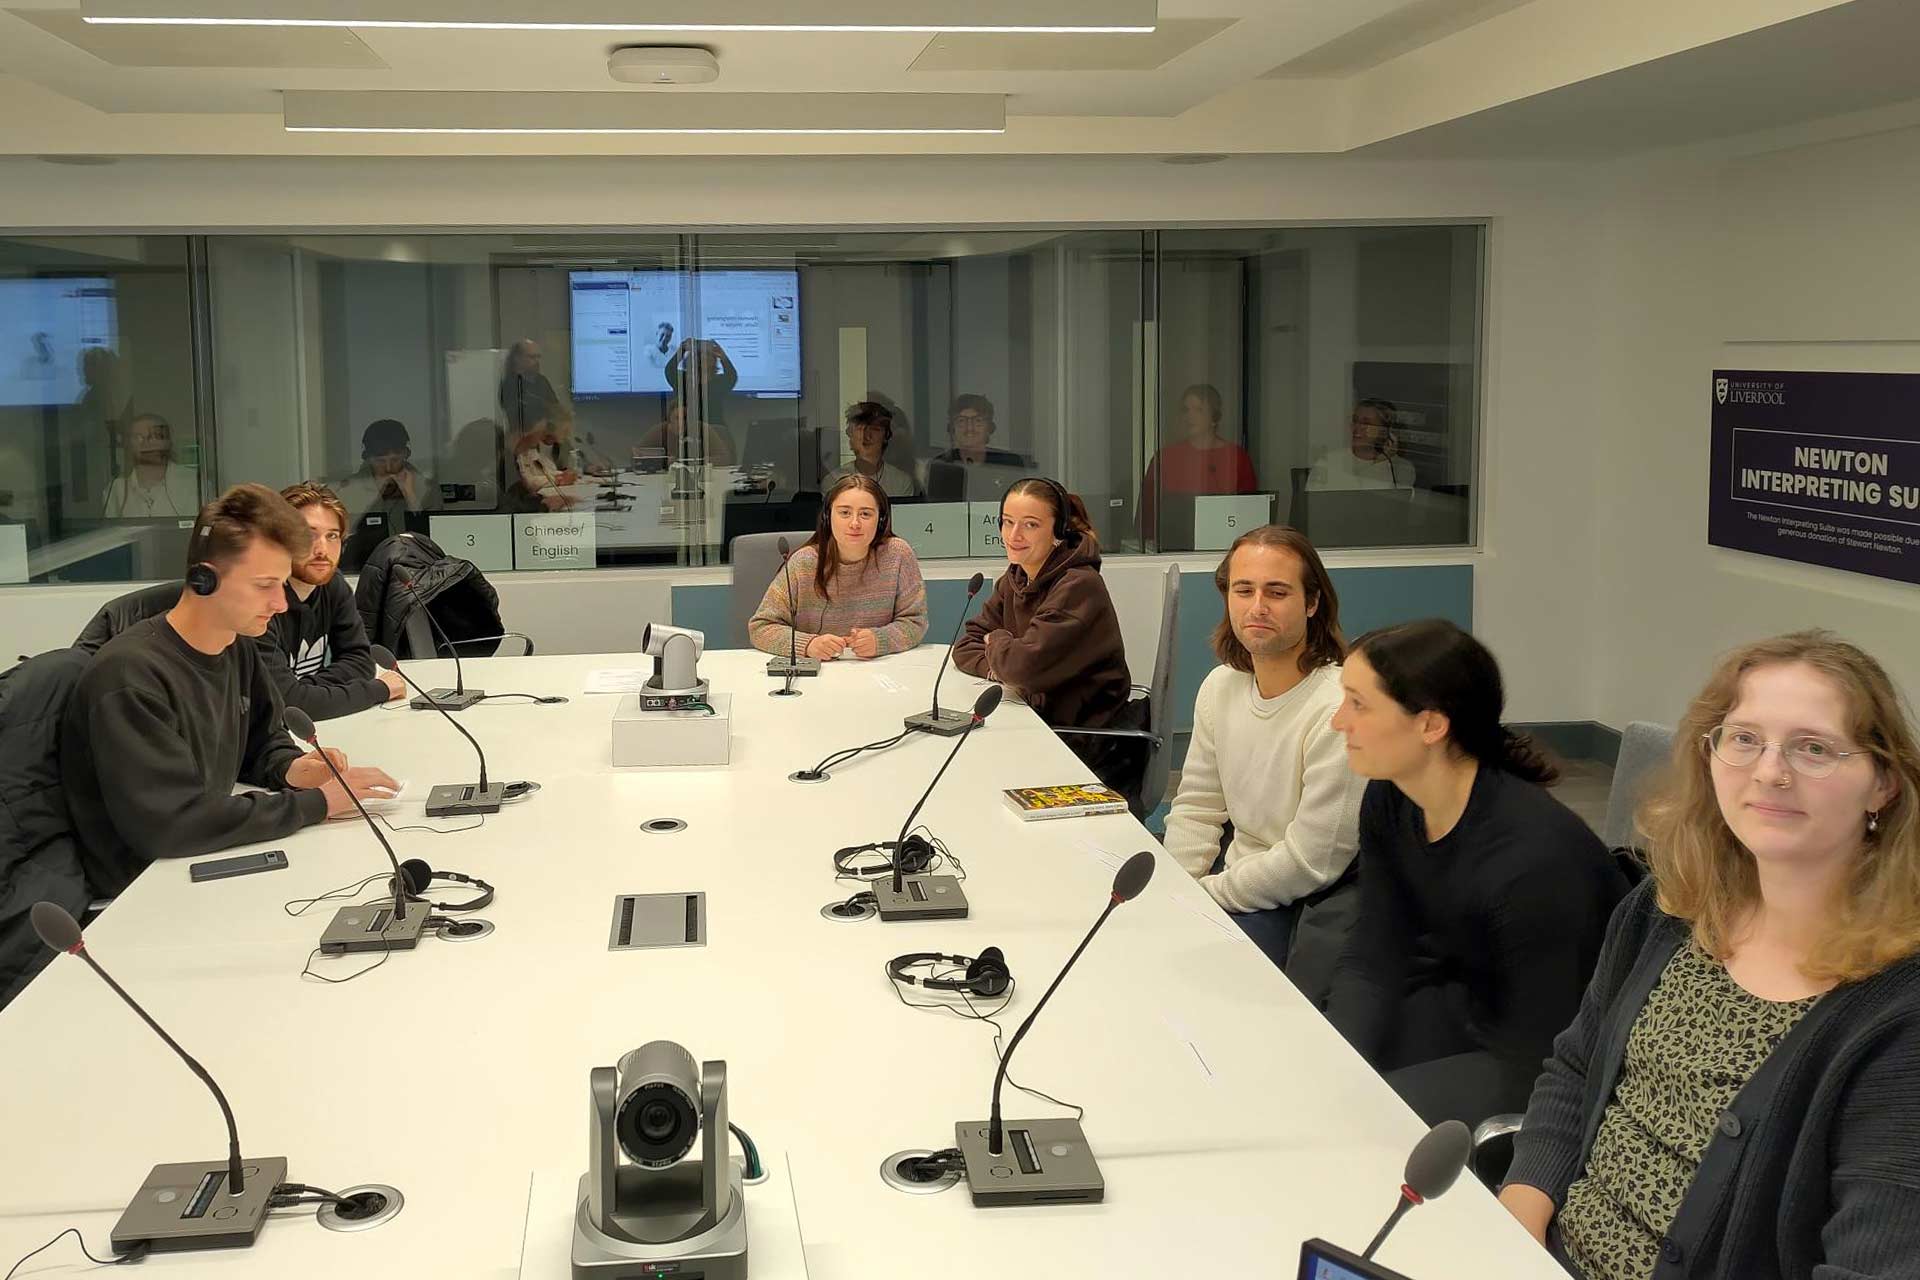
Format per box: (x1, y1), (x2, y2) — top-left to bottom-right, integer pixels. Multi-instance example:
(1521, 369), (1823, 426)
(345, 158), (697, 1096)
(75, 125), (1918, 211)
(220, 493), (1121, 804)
(1709, 369), (1920, 585)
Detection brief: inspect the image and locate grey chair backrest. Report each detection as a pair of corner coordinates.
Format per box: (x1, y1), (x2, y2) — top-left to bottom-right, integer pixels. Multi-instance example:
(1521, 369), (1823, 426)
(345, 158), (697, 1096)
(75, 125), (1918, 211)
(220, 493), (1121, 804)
(1138, 564), (1181, 814)
(1602, 721), (1676, 851)
(728, 530), (814, 649)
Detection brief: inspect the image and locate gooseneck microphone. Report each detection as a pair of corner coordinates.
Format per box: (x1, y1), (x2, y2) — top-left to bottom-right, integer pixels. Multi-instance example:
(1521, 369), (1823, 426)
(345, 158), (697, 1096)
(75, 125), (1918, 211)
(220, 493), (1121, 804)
(891, 685), (1003, 897)
(986, 851), (1155, 1157)
(904, 570), (986, 737)
(398, 571), (483, 711)
(286, 708), (406, 924)
(32, 903), (247, 1196)
(370, 643), (506, 817)
(285, 709), (430, 956)
(768, 536), (818, 694)
(1360, 1120), (1473, 1261)
(31, 902), (292, 1253)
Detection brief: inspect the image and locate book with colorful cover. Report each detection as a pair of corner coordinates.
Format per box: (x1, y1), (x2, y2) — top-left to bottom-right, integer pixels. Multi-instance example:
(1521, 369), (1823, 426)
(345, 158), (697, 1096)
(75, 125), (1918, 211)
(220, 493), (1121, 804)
(1002, 783), (1129, 821)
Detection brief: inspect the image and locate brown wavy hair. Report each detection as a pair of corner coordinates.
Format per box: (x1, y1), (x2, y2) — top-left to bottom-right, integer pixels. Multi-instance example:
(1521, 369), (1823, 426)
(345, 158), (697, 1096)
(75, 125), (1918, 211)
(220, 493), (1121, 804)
(1002, 477), (1098, 552)
(190, 483), (311, 572)
(1210, 525), (1344, 675)
(1640, 631), (1920, 983)
(807, 473), (894, 599)
(280, 481), (349, 536)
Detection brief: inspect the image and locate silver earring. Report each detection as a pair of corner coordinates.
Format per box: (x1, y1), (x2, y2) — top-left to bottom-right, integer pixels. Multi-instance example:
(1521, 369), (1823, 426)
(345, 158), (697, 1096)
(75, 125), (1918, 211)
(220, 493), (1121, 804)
(1868, 810), (1881, 835)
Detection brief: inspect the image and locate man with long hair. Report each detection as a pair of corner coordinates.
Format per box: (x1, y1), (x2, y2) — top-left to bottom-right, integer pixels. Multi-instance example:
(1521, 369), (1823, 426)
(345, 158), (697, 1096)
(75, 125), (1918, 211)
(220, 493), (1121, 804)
(261, 482), (407, 720)
(1163, 525), (1364, 992)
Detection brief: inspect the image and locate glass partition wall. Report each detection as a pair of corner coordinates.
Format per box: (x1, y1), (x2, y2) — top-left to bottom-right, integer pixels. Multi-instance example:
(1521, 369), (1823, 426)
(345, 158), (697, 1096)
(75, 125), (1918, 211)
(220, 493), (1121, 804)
(0, 226), (1481, 585)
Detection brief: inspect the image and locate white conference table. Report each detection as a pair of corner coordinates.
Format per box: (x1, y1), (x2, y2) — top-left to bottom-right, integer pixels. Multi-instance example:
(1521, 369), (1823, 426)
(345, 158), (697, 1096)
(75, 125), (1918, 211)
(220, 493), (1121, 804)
(0, 648), (1566, 1280)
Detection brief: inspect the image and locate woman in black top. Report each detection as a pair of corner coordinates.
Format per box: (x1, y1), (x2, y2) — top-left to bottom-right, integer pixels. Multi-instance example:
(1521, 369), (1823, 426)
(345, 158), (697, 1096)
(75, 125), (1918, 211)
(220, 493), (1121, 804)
(1325, 618), (1625, 1128)
(1501, 632), (1920, 1280)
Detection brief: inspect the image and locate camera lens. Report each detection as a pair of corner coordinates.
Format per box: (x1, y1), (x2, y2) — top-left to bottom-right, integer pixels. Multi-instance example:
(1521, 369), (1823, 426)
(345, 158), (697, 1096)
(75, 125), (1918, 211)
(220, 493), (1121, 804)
(640, 1101), (677, 1142)
(615, 1079), (698, 1168)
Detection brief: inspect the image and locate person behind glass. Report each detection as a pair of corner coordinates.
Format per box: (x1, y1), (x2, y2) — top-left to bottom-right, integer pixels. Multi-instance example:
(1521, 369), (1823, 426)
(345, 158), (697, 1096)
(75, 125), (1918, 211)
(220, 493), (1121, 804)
(339, 418), (431, 515)
(1139, 383), (1257, 539)
(1307, 396), (1414, 492)
(952, 478), (1137, 798)
(499, 337), (564, 438)
(101, 412), (200, 518)
(636, 399), (738, 468)
(932, 394), (1024, 469)
(60, 484), (399, 898)
(827, 400), (922, 499)
(1324, 619), (1625, 1128)
(1162, 525), (1364, 998)
(1500, 632), (1920, 1280)
(664, 337), (739, 424)
(748, 474), (928, 661)
(509, 417), (577, 512)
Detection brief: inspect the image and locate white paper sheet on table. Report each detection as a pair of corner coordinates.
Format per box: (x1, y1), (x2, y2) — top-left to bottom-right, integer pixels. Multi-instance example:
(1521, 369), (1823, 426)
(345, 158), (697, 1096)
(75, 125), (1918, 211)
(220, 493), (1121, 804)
(582, 668), (652, 694)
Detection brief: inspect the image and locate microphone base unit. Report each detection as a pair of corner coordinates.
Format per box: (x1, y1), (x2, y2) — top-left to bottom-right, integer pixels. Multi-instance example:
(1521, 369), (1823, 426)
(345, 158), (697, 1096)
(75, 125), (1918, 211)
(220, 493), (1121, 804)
(765, 656), (821, 678)
(903, 706), (973, 737)
(871, 874), (970, 922)
(111, 1154), (289, 1255)
(953, 1118), (1103, 1207)
(318, 900), (435, 954)
(424, 781), (508, 817)
(411, 687), (485, 712)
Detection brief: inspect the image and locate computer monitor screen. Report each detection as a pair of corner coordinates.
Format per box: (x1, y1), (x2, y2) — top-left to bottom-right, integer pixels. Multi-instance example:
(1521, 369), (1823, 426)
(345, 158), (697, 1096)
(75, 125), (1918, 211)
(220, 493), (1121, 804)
(569, 269), (800, 397)
(0, 276), (117, 407)
(1297, 1238), (1415, 1280)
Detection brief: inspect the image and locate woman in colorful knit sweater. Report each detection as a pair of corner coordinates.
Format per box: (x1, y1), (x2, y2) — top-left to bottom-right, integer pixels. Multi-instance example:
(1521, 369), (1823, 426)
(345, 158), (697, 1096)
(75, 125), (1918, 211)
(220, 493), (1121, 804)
(748, 474), (929, 660)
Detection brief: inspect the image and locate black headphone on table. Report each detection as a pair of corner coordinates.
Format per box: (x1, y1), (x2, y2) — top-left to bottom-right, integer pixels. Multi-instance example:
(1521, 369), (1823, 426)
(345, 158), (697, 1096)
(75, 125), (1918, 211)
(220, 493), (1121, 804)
(833, 836), (936, 880)
(887, 946), (1011, 998)
(391, 858), (494, 913)
(185, 518), (220, 596)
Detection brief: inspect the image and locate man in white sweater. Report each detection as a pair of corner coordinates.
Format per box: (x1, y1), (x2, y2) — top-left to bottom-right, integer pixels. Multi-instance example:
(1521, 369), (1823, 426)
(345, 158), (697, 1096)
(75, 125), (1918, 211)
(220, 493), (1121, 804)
(1163, 526), (1364, 988)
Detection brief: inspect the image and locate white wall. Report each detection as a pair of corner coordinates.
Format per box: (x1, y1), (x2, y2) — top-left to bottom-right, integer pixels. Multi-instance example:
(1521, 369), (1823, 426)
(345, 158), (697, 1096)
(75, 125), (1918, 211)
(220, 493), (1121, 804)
(0, 152), (1617, 721)
(1591, 124), (1920, 729)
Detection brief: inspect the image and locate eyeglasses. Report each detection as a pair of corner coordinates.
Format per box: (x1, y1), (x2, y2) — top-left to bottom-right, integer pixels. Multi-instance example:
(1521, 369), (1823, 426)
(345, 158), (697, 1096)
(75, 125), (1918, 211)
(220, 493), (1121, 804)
(1703, 725), (1869, 779)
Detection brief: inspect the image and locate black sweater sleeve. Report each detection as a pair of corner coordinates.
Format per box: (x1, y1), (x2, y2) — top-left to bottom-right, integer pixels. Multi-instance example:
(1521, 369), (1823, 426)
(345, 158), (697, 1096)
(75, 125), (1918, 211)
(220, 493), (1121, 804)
(1324, 783), (1414, 1058)
(84, 683), (326, 861)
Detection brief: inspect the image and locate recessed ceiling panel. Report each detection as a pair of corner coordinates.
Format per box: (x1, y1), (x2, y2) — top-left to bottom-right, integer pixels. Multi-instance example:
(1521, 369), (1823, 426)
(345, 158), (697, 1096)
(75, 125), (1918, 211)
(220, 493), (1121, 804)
(1262, 0), (1536, 78)
(909, 18), (1233, 72)
(12, 5), (386, 66)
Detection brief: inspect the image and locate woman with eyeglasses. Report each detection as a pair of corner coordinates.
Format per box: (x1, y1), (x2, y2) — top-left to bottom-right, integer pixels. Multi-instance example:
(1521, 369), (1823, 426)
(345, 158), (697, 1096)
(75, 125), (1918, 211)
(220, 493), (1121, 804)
(1500, 632), (1920, 1280)
(1324, 618), (1626, 1128)
(952, 477), (1139, 803)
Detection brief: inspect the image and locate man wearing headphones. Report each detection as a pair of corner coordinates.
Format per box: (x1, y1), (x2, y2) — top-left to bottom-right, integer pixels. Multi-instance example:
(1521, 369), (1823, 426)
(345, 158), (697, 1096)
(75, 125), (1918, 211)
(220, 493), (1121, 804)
(826, 400), (922, 499)
(61, 484), (399, 898)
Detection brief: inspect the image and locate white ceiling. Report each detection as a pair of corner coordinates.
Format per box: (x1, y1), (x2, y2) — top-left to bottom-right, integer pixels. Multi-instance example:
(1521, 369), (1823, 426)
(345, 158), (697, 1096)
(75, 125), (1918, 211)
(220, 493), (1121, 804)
(0, 0), (1911, 158)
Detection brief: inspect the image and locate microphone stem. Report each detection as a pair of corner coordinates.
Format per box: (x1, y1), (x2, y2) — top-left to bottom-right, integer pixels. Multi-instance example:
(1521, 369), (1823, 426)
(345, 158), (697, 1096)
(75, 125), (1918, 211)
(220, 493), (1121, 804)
(78, 949), (245, 1195)
(388, 664), (491, 790)
(892, 719), (977, 893)
(1362, 1194), (1415, 1261)
(306, 737), (408, 922)
(988, 895), (1119, 1156)
(783, 552), (800, 694)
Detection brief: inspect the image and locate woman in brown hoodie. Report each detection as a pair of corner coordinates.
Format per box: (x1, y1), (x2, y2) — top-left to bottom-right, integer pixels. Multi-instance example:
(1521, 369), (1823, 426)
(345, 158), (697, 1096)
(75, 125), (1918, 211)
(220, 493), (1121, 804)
(953, 477), (1142, 801)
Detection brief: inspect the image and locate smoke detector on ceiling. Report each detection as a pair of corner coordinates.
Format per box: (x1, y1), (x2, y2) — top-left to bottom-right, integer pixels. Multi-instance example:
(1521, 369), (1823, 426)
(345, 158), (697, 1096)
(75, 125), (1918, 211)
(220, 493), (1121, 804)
(609, 46), (721, 86)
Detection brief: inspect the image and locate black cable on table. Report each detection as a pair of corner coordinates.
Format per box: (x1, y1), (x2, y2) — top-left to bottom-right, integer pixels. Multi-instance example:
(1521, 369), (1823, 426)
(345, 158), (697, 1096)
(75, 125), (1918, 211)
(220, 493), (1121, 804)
(4, 1229), (147, 1279)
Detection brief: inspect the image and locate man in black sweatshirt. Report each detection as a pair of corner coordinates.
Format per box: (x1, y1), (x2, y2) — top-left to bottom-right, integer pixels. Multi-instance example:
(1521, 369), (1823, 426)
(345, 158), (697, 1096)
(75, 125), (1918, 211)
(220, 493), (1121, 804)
(62, 483), (398, 897)
(263, 482), (407, 720)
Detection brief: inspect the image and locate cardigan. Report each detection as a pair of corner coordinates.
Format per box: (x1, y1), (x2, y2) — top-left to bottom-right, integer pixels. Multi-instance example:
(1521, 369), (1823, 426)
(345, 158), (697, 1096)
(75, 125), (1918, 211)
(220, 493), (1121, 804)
(1505, 878), (1920, 1279)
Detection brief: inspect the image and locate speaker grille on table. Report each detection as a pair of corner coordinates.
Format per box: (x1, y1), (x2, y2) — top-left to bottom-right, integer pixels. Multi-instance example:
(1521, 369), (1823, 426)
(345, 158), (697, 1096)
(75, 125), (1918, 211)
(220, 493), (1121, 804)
(608, 893), (707, 950)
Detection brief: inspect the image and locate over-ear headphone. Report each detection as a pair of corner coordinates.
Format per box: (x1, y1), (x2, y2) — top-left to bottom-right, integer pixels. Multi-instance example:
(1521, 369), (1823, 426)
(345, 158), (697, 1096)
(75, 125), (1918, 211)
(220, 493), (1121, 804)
(888, 947), (1010, 998)
(391, 858), (494, 912)
(1007, 477), (1076, 543)
(184, 519), (219, 596)
(834, 836), (934, 880)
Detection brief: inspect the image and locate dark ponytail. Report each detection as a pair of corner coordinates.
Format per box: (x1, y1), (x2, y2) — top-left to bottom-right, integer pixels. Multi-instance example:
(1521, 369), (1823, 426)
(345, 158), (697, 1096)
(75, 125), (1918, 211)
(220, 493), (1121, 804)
(1350, 618), (1559, 786)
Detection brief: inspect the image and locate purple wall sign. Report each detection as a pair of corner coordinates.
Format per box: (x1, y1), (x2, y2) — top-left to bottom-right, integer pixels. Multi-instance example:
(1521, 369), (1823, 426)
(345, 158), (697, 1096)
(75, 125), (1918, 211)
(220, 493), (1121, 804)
(1709, 369), (1920, 585)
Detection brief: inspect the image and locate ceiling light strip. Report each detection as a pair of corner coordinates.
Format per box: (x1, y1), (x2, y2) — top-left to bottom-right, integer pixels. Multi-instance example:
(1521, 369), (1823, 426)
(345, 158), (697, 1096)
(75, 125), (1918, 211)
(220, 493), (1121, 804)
(282, 91), (1008, 135)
